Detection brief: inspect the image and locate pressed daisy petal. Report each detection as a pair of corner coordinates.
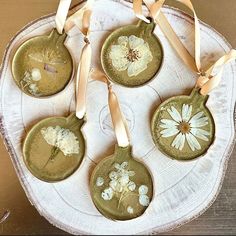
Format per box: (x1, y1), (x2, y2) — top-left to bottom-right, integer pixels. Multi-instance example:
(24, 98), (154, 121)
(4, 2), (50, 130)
(171, 133), (185, 150)
(167, 106), (182, 122)
(160, 119), (178, 129)
(179, 133), (186, 150)
(186, 133), (201, 151)
(160, 127), (179, 138)
(109, 45), (129, 71)
(191, 128), (210, 141)
(189, 111), (208, 127)
(128, 35), (144, 49)
(182, 104), (192, 122)
(190, 117), (208, 128)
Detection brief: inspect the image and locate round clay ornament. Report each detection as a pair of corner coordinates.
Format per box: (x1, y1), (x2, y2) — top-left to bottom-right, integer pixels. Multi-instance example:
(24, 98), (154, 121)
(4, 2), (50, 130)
(101, 19), (163, 87)
(23, 113), (85, 182)
(89, 71), (153, 220)
(12, 29), (73, 98)
(151, 88), (215, 160)
(90, 145), (153, 220)
(22, 3), (93, 182)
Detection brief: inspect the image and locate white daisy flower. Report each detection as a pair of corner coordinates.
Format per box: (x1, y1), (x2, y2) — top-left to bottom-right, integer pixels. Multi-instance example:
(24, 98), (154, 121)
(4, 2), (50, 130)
(109, 35), (153, 77)
(160, 104), (210, 151)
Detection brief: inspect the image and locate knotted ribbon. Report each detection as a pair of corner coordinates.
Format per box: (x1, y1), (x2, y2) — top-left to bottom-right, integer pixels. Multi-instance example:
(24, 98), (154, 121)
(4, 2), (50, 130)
(62, 0), (94, 119)
(90, 69), (130, 147)
(133, 0), (236, 95)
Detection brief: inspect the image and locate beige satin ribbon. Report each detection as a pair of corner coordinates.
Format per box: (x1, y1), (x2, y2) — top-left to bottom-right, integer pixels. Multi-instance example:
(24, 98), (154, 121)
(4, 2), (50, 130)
(90, 69), (130, 148)
(55, 0), (72, 34)
(196, 49), (236, 95)
(133, 0), (236, 95)
(133, 0), (200, 72)
(63, 0), (94, 119)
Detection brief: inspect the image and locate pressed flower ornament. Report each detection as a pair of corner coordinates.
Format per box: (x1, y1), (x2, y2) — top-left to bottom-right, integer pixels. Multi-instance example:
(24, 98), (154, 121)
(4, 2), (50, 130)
(22, 1), (94, 182)
(133, 0), (236, 160)
(90, 70), (153, 220)
(101, 2), (163, 87)
(11, 0), (79, 97)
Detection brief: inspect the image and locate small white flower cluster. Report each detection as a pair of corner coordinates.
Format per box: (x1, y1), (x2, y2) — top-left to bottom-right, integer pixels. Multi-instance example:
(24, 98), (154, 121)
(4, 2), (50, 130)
(41, 126), (79, 156)
(100, 162), (135, 201)
(96, 162), (150, 213)
(21, 68), (41, 96)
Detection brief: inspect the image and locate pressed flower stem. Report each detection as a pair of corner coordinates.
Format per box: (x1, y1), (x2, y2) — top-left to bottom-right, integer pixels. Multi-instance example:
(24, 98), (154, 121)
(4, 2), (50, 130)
(117, 190), (138, 209)
(42, 146), (60, 169)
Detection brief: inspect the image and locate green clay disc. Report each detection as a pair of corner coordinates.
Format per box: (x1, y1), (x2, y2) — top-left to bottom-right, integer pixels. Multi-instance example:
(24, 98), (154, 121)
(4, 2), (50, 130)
(90, 145), (153, 221)
(151, 88), (215, 160)
(101, 19), (163, 87)
(12, 29), (73, 98)
(23, 113), (85, 182)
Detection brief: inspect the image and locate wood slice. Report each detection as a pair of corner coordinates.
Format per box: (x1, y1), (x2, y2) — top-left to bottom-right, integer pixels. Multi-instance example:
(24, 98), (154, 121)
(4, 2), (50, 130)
(0, 0), (235, 234)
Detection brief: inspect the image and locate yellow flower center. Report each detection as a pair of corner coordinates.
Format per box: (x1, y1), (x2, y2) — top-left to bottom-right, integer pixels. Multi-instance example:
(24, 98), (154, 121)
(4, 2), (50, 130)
(178, 122), (191, 134)
(126, 49), (140, 62)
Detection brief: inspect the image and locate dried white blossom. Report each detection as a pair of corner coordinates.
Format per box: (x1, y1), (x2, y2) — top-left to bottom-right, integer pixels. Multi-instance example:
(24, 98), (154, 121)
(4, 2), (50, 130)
(160, 104), (210, 151)
(138, 185), (148, 195)
(138, 185), (150, 207)
(31, 68), (42, 81)
(21, 68), (42, 96)
(127, 181), (136, 191)
(139, 194), (150, 207)
(41, 126), (79, 156)
(109, 35), (153, 77)
(96, 177), (104, 187)
(127, 206), (134, 214)
(101, 187), (114, 201)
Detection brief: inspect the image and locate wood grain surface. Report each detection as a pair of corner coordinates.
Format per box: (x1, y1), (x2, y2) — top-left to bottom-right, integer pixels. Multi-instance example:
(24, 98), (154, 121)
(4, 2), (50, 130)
(0, 0), (236, 235)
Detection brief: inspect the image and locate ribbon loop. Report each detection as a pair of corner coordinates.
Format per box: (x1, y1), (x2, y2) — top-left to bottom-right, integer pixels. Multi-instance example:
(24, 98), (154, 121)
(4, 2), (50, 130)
(64, 0), (94, 119)
(55, 0), (72, 34)
(133, 0), (200, 72)
(197, 49), (236, 95)
(133, 0), (236, 95)
(90, 69), (130, 147)
(65, 0), (94, 35)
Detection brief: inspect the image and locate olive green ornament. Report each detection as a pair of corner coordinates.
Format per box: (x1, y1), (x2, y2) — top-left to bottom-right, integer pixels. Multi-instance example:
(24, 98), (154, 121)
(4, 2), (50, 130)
(101, 19), (163, 87)
(90, 72), (153, 220)
(11, 29), (73, 98)
(91, 145), (153, 220)
(23, 113), (85, 182)
(151, 88), (215, 160)
(22, 3), (93, 182)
